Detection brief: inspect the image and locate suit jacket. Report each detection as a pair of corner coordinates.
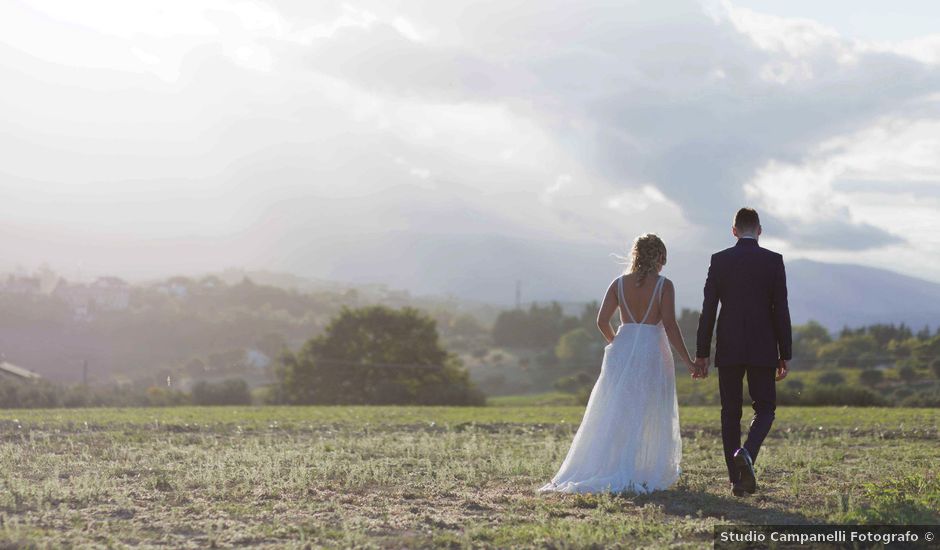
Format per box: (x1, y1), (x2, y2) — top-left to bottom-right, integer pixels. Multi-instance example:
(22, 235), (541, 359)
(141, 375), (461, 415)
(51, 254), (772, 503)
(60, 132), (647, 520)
(695, 238), (792, 369)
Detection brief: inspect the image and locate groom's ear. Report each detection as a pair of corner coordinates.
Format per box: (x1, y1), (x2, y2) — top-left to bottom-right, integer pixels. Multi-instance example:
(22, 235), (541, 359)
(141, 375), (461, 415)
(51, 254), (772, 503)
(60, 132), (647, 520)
(757, 225), (762, 236)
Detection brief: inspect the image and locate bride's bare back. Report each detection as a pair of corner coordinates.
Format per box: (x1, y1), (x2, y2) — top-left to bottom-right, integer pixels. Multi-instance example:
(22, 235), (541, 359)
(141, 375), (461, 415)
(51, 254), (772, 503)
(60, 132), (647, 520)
(619, 273), (664, 325)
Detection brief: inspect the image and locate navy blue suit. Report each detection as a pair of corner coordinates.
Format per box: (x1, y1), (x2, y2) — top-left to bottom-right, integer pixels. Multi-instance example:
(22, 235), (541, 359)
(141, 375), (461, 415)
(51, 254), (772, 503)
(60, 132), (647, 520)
(695, 237), (792, 482)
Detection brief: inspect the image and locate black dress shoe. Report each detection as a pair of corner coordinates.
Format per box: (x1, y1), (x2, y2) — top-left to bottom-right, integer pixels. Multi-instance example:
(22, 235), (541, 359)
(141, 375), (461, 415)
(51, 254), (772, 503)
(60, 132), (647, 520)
(732, 448), (757, 494)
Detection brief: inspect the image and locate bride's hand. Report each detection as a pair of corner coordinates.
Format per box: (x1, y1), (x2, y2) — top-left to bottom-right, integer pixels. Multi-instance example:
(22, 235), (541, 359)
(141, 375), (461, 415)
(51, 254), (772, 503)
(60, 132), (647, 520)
(683, 354), (699, 377)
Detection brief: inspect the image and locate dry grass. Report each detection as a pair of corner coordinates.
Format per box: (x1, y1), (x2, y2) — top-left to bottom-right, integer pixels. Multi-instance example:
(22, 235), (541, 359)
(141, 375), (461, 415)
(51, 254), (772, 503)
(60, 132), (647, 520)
(0, 405), (935, 548)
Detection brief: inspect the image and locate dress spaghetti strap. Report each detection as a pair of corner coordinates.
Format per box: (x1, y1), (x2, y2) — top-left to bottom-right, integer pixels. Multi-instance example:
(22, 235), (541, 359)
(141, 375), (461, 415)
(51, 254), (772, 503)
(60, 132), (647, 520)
(617, 276), (638, 323)
(638, 275), (665, 324)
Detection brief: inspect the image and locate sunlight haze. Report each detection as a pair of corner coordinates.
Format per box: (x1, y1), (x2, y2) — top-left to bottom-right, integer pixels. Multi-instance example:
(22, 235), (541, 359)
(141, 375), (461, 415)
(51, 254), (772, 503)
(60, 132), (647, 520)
(3, 0), (940, 307)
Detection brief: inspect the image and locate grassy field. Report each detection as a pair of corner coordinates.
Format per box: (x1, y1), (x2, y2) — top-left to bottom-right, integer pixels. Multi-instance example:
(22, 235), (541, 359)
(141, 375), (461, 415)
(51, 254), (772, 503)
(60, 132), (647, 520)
(0, 404), (936, 548)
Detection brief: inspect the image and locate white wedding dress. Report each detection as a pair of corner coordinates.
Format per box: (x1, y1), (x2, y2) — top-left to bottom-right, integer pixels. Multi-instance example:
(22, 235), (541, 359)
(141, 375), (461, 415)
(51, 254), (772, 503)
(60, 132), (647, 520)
(538, 274), (681, 495)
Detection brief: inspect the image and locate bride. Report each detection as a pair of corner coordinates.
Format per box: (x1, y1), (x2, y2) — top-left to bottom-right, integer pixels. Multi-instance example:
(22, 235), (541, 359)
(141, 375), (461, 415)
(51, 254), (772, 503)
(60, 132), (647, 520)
(538, 233), (696, 495)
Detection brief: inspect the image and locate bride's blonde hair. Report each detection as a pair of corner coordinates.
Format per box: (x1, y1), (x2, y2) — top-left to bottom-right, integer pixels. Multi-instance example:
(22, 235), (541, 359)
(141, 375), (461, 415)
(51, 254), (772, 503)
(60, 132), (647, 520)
(612, 233), (667, 287)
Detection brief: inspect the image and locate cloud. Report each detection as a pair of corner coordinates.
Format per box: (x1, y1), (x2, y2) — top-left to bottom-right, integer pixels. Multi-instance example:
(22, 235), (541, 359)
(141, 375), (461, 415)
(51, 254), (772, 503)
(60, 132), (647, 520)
(0, 0), (939, 295)
(280, 0), (940, 254)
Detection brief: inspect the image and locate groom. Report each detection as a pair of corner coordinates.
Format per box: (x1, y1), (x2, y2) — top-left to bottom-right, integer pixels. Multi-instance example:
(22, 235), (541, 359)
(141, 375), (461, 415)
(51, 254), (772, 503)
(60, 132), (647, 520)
(694, 207), (792, 497)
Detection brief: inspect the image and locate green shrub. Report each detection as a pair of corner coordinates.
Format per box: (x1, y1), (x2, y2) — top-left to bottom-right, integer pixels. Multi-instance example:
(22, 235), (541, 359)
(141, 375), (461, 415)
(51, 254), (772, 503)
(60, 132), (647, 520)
(900, 385), (940, 407)
(897, 365), (917, 382)
(842, 474), (940, 524)
(0, 379), (190, 409)
(818, 371), (845, 385)
(0, 379), (61, 408)
(554, 372), (593, 394)
(785, 379), (804, 392)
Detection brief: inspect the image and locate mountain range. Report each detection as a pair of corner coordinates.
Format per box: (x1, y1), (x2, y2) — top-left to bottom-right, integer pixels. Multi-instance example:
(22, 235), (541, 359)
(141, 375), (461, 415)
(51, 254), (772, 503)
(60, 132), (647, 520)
(210, 256), (940, 333)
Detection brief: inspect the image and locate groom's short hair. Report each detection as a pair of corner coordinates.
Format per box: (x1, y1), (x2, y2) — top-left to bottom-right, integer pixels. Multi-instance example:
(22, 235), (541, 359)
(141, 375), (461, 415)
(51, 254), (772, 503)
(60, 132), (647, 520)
(733, 207), (760, 232)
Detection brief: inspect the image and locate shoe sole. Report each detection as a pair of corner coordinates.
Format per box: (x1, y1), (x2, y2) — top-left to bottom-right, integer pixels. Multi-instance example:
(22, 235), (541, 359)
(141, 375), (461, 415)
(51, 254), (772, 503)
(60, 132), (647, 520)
(733, 454), (757, 494)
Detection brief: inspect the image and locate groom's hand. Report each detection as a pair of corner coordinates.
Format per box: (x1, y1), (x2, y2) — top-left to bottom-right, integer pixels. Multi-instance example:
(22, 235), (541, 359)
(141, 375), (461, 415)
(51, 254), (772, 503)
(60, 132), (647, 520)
(776, 359), (788, 381)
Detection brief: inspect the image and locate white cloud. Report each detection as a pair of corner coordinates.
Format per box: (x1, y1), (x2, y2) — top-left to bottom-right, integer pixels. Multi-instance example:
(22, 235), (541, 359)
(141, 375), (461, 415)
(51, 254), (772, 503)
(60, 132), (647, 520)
(722, 1), (849, 59)
(744, 114), (940, 254)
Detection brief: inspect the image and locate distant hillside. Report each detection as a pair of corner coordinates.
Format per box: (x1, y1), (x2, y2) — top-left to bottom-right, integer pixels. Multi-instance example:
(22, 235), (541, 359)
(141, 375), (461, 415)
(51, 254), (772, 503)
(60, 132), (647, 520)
(785, 259), (940, 331)
(203, 258), (940, 332)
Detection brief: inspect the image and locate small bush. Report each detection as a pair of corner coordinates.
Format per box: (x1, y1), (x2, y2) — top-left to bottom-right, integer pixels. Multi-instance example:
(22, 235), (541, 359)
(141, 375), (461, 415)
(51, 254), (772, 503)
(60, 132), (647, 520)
(818, 371), (845, 385)
(191, 379), (252, 406)
(900, 386), (940, 408)
(785, 379), (804, 392)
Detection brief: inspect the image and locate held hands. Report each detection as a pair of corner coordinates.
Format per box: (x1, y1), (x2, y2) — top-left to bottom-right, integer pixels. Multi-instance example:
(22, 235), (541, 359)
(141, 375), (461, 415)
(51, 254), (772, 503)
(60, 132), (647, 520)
(682, 354), (697, 378)
(692, 356), (709, 379)
(687, 356), (786, 380)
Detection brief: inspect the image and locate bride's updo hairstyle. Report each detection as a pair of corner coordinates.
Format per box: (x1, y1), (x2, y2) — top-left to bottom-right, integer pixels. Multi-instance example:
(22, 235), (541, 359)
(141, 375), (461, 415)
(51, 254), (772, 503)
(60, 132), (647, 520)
(627, 233), (666, 287)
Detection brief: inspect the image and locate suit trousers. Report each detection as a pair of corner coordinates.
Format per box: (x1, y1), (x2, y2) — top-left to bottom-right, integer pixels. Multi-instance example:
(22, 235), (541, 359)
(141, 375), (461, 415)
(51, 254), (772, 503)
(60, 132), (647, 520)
(717, 363), (776, 483)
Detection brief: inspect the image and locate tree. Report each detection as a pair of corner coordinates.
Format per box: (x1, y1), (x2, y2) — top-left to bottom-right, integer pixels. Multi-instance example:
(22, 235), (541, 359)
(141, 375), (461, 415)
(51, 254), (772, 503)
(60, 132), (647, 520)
(492, 302), (580, 348)
(449, 314), (487, 338)
(816, 334), (879, 366)
(555, 328), (595, 364)
(866, 323), (913, 347)
(794, 320), (832, 359)
(277, 305), (484, 405)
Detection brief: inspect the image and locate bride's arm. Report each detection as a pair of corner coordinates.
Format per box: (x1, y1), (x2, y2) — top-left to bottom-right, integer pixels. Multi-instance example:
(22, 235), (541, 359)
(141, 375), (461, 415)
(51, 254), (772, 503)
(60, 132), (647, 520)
(661, 279), (695, 368)
(595, 279), (619, 344)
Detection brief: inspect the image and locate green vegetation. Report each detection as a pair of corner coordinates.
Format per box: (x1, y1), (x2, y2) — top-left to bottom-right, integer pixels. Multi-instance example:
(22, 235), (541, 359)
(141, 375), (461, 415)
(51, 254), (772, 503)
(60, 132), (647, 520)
(1, 305), (484, 408)
(276, 305), (484, 406)
(4, 272), (939, 409)
(0, 405), (934, 548)
(0, 276), (494, 387)
(512, 312), (940, 408)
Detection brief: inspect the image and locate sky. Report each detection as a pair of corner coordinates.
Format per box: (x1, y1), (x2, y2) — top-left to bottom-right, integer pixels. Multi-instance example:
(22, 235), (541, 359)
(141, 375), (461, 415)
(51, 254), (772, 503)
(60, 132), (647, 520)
(2, 0), (940, 306)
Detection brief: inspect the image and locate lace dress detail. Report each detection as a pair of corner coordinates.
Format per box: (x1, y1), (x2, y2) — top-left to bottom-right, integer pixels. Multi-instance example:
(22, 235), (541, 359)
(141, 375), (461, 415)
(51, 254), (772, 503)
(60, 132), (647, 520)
(538, 275), (682, 494)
